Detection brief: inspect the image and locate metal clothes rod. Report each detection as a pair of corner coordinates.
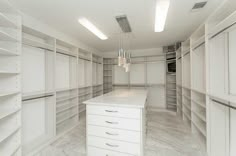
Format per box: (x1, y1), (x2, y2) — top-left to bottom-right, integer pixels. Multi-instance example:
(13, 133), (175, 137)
(57, 51), (77, 58)
(211, 22), (236, 39)
(23, 43), (54, 52)
(183, 51), (190, 57)
(79, 57), (91, 62)
(22, 94), (54, 102)
(193, 42), (205, 51)
(211, 99), (236, 110)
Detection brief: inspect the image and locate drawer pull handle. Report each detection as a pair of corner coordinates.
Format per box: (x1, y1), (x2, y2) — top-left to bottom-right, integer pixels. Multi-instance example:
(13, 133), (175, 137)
(105, 110), (118, 113)
(106, 143), (119, 148)
(106, 121), (119, 124)
(106, 132), (119, 136)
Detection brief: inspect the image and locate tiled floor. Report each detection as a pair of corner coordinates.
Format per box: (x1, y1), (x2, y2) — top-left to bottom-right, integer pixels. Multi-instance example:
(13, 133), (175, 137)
(36, 110), (205, 156)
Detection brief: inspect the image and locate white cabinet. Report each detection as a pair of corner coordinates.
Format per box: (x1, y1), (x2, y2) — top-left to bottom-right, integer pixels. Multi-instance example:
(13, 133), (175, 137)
(230, 108), (236, 156)
(209, 100), (229, 156)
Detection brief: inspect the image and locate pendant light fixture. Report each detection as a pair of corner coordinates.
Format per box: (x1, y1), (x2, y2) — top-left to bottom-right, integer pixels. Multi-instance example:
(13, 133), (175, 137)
(117, 33), (131, 72)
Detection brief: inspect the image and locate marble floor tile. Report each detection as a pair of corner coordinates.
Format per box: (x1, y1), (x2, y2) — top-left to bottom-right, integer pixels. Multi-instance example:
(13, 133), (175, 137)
(36, 110), (206, 156)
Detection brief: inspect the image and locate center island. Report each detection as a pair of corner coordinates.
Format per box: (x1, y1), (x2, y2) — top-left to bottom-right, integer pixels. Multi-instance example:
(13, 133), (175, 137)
(83, 89), (147, 156)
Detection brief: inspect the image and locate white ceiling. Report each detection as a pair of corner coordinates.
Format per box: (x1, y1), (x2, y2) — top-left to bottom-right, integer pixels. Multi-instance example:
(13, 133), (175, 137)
(10, 0), (222, 52)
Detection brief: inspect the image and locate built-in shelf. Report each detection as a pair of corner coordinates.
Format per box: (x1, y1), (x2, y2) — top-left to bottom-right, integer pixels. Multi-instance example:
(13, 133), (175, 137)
(56, 95), (78, 103)
(0, 30), (17, 41)
(56, 113), (78, 125)
(23, 37), (53, 51)
(0, 70), (20, 74)
(0, 108), (20, 120)
(0, 126), (20, 143)
(0, 13), (17, 28)
(0, 48), (18, 56)
(56, 104), (78, 114)
(0, 91), (19, 97)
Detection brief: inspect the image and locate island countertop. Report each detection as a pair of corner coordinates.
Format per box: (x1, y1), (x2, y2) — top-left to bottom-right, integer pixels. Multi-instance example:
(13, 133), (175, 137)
(83, 89), (148, 108)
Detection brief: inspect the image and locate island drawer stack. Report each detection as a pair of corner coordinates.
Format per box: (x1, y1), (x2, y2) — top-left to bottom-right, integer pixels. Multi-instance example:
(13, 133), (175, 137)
(86, 105), (145, 156)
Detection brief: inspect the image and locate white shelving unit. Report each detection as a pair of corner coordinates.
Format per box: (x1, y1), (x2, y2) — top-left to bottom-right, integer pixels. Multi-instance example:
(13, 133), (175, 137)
(103, 58), (113, 94)
(56, 40), (78, 136)
(0, 0), (21, 155)
(176, 47), (182, 116)
(92, 54), (103, 97)
(21, 26), (55, 155)
(78, 49), (92, 115)
(190, 24), (207, 152)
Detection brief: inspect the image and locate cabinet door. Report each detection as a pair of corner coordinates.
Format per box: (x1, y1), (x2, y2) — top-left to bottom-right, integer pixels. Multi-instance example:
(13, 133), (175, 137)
(230, 108), (236, 156)
(209, 100), (229, 156)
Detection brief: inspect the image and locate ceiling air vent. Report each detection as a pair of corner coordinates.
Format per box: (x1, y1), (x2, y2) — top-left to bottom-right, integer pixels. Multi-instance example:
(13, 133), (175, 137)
(115, 15), (132, 33)
(192, 1), (207, 10)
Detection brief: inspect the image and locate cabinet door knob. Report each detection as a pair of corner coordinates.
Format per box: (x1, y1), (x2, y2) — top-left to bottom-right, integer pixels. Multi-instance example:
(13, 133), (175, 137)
(106, 132), (119, 136)
(105, 110), (118, 113)
(106, 143), (119, 148)
(105, 121), (119, 124)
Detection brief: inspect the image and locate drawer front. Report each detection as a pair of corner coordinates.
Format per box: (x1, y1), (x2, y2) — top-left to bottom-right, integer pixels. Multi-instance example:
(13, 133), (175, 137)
(87, 105), (140, 119)
(88, 146), (134, 156)
(88, 125), (140, 143)
(87, 136), (140, 155)
(87, 115), (141, 131)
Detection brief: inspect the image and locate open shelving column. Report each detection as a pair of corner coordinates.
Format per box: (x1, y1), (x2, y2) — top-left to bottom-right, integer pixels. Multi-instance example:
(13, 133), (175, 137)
(190, 24), (206, 152)
(78, 49), (92, 115)
(92, 54), (103, 97)
(55, 40), (79, 136)
(0, 1), (21, 155)
(103, 58), (113, 94)
(176, 47), (182, 116)
(181, 39), (191, 126)
(164, 44), (179, 112)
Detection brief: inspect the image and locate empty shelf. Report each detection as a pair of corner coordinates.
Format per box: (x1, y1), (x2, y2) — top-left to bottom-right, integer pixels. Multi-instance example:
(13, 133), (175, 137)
(56, 113), (78, 125)
(0, 108), (20, 120)
(0, 13), (17, 28)
(0, 48), (18, 56)
(0, 91), (19, 97)
(0, 30), (17, 41)
(0, 126), (20, 143)
(23, 37), (53, 51)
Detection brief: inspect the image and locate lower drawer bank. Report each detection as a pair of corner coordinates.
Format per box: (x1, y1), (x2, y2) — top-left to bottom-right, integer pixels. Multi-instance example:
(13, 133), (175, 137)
(84, 89), (147, 156)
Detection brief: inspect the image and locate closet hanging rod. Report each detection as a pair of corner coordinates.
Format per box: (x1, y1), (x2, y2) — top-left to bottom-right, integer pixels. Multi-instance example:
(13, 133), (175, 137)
(22, 94), (54, 102)
(79, 57), (91, 62)
(192, 42), (205, 51)
(23, 43), (54, 52)
(210, 21), (236, 39)
(57, 51), (77, 58)
(183, 51), (190, 57)
(211, 99), (236, 110)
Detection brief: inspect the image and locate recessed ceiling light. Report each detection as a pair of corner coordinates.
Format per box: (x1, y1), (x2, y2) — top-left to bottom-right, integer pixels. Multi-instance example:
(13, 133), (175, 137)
(78, 18), (108, 40)
(155, 0), (170, 32)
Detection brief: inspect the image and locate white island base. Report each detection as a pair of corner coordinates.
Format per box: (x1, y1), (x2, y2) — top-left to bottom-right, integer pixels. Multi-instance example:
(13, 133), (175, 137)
(83, 89), (147, 156)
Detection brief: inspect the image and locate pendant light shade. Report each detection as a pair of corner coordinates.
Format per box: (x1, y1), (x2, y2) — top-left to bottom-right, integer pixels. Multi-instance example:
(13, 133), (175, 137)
(118, 49), (123, 66)
(123, 51), (127, 67)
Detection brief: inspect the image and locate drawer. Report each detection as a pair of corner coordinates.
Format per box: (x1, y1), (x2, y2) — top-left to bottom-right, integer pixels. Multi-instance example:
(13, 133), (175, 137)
(87, 136), (140, 155)
(88, 125), (140, 143)
(87, 105), (141, 119)
(87, 146), (134, 156)
(87, 115), (141, 131)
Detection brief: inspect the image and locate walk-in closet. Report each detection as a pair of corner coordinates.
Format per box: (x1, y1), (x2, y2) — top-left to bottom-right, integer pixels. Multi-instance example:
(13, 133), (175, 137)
(0, 0), (236, 155)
